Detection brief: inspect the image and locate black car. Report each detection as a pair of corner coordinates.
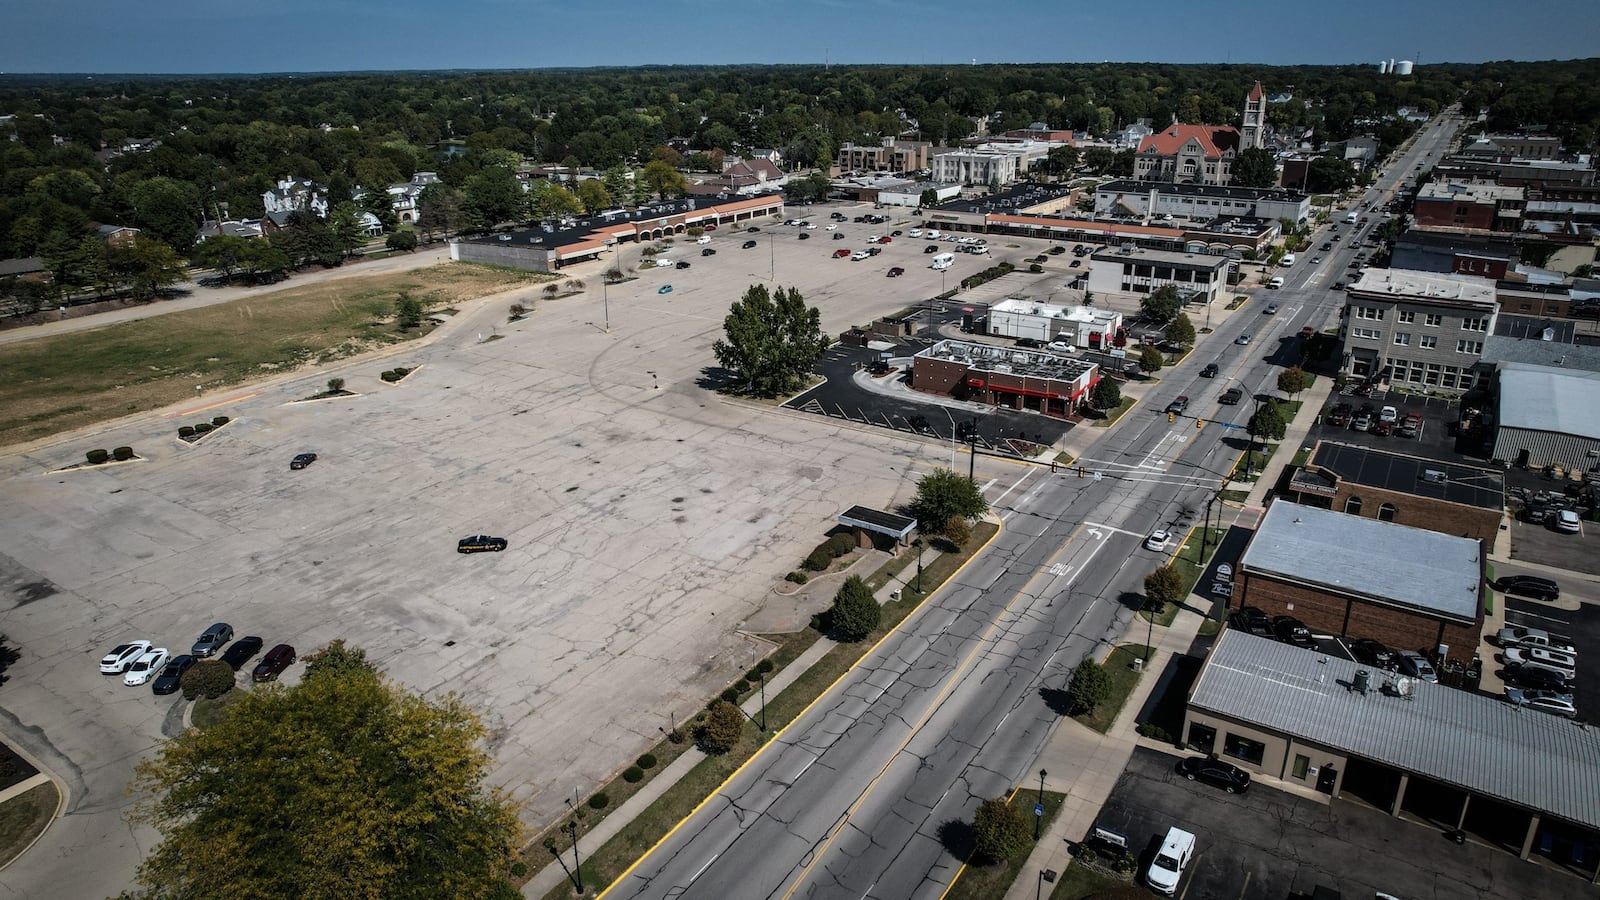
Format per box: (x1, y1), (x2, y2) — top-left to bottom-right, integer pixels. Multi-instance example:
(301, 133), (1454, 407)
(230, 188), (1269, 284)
(1493, 575), (1560, 602)
(1049, 246), (1066, 255)
(1015, 338), (1044, 349)
(220, 635), (264, 671)
(797, 233), (810, 240)
(1504, 663), (1574, 692)
(1199, 363), (1219, 378)
(742, 240), (758, 249)
(925, 244), (939, 253)
(252, 643), (297, 682)
(1175, 756), (1251, 794)
(151, 655), (196, 695)
(1218, 387), (1243, 405)
(1348, 638), (1395, 669)
(1164, 396), (1189, 414)
(1273, 615), (1313, 646)
(747, 226), (760, 233)
(458, 535), (509, 553)
(701, 248), (716, 257)
(290, 453), (317, 470)
(1228, 606), (1273, 637)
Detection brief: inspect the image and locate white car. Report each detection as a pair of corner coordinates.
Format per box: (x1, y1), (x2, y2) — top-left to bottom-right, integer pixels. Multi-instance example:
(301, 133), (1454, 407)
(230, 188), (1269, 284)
(1504, 647), (1577, 678)
(100, 640), (153, 674)
(1396, 650), (1438, 682)
(850, 250), (870, 261)
(695, 235), (711, 245)
(1146, 827), (1195, 895)
(907, 229), (922, 238)
(1555, 510), (1582, 534)
(123, 648), (171, 686)
(1505, 688), (1577, 718)
(1496, 626), (1575, 655)
(1379, 406), (1398, 424)
(825, 224), (837, 231)
(803, 223), (816, 230)
(1144, 530), (1172, 552)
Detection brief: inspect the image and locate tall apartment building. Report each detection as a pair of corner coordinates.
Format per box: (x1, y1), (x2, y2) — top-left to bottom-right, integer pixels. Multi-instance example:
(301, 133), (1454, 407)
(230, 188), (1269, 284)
(1340, 268), (1497, 393)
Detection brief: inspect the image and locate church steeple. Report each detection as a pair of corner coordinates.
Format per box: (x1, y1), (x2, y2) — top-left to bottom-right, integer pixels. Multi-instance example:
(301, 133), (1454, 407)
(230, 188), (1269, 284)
(1241, 81), (1266, 150)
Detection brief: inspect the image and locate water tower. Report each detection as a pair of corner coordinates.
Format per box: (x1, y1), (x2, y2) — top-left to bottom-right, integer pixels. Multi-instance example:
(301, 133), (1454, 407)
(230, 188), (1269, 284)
(1395, 60), (1415, 76)
(1377, 60), (1389, 74)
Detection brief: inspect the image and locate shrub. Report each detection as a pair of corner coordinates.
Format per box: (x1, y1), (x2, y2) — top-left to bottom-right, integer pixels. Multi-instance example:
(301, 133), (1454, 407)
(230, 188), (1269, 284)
(194, 422), (212, 434)
(211, 416), (229, 426)
(587, 792), (609, 810)
(734, 678), (750, 694)
(1066, 659), (1112, 716)
(178, 425), (195, 438)
(509, 861), (528, 879)
(85, 448), (109, 464)
(509, 303), (527, 318)
(972, 796), (1032, 863)
(829, 575), (880, 642)
(755, 659), (774, 675)
(622, 766), (644, 783)
(1136, 723), (1174, 743)
(392, 367), (409, 377)
(720, 687), (740, 704)
(827, 532), (857, 557)
(801, 547), (833, 572)
(785, 571), (808, 584)
(327, 377), (345, 392)
(745, 665), (765, 683)
(112, 446), (134, 461)
(181, 659), (236, 701)
(636, 753), (657, 770)
(381, 370), (399, 382)
(944, 515), (971, 548)
(697, 700), (746, 754)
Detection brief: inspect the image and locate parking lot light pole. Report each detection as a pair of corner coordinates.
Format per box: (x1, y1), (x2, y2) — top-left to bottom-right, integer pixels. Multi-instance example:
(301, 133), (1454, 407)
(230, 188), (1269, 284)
(567, 819), (585, 894)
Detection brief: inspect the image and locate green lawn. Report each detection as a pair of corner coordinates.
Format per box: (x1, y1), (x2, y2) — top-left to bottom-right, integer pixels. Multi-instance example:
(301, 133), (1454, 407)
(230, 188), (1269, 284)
(1090, 396), (1136, 427)
(1073, 644), (1149, 734)
(0, 782), (58, 869)
(1048, 861), (1133, 899)
(1142, 527), (1224, 627)
(945, 790), (1067, 900)
(190, 690), (240, 729)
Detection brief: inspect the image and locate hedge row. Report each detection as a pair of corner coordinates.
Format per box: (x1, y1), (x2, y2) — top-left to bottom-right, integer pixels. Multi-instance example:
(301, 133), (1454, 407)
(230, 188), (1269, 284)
(960, 262), (1015, 290)
(801, 532), (857, 572)
(177, 416), (229, 438)
(84, 447), (137, 464)
(380, 367), (412, 383)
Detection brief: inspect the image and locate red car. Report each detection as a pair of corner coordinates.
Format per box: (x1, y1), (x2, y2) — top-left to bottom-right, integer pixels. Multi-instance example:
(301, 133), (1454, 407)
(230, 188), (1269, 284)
(887, 267), (905, 277)
(703, 224), (717, 231)
(252, 644), (297, 682)
(877, 236), (892, 244)
(833, 249), (851, 258)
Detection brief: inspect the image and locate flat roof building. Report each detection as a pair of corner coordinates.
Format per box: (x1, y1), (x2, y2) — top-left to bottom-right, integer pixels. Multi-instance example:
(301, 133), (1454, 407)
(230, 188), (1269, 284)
(1235, 501), (1485, 664)
(1094, 179), (1311, 226)
(1490, 362), (1600, 472)
(984, 297), (1123, 350)
(1184, 629), (1600, 881)
(1087, 245), (1231, 306)
(1286, 440), (1505, 544)
(1341, 268), (1498, 393)
(909, 339), (1099, 420)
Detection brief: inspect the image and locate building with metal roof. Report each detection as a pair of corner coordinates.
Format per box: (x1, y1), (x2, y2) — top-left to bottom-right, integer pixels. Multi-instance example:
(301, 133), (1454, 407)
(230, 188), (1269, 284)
(1286, 441), (1505, 545)
(1235, 502), (1484, 664)
(1490, 362), (1600, 471)
(1185, 629), (1600, 880)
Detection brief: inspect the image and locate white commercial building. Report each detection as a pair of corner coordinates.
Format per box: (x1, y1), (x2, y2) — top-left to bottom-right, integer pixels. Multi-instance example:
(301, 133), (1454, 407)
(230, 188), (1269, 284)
(1086, 246), (1231, 307)
(985, 297), (1124, 349)
(876, 183), (962, 207)
(1341, 268), (1498, 392)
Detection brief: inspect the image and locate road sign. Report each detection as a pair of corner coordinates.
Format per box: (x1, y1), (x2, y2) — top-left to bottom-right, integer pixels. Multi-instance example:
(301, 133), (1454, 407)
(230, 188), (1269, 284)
(1034, 803), (1044, 817)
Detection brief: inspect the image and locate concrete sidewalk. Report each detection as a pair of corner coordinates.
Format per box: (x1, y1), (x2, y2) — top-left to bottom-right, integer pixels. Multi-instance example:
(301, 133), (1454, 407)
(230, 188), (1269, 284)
(521, 538), (951, 898)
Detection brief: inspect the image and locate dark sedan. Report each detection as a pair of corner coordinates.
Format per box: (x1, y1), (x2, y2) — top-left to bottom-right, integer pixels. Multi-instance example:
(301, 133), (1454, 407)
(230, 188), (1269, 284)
(290, 452), (318, 470)
(220, 635), (264, 671)
(1228, 606), (1273, 638)
(1176, 756), (1251, 794)
(1218, 387), (1243, 405)
(1273, 615), (1314, 647)
(1503, 663), (1574, 693)
(1348, 638), (1395, 669)
(458, 535), (509, 553)
(1493, 575), (1560, 602)
(150, 655), (196, 696)
(742, 240), (758, 249)
(252, 644), (297, 682)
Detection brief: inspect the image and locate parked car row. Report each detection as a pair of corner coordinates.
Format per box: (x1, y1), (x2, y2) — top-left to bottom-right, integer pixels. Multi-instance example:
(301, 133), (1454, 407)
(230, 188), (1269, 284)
(99, 623), (295, 694)
(1325, 402), (1422, 438)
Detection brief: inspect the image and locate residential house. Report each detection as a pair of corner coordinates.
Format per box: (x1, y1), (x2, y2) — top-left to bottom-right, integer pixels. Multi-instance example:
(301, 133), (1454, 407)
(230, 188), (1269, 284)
(386, 172), (441, 225)
(262, 177), (329, 219)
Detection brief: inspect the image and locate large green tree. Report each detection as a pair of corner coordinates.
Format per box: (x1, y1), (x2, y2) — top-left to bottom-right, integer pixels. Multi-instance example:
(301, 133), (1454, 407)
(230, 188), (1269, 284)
(1139, 284), (1182, 323)
(829, 575), (880, 642)
(641, 160), (688, 200)
(130, 646), (521, 900)
(1248, 397), (1288, 441)
(1305, 155), (1356, 193)
(104, 236), (186, 299)
(712, 283), (828, 397)
(126, 176), (204, 255)
(1233, 147), (1278, 188)
(972, 797), (1032, 863)
(908, 468), (988, 533)
(1166, 312), (1195, 347)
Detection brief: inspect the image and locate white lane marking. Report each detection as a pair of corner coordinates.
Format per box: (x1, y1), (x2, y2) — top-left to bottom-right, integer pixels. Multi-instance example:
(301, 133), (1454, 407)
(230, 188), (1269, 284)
(690, 853), (721, 883)
(1084, 521), (1144, 539)
(990, 469), (1035, 506)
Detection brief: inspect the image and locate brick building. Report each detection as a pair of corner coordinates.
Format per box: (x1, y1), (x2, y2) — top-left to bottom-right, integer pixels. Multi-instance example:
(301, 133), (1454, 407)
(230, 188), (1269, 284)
(1234, 502), (1485, 665)
(1412, 181), (1526, 233)
(909, 339), (1099, 419)
(1285, 441), (1505, 544)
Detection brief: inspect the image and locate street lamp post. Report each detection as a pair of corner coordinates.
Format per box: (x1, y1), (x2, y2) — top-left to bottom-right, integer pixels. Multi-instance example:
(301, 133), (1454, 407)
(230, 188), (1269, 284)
(913, 537), (924, 593)
(758, 668), (767, 732)
(1034, 769), (1048, 841)
(566, 819), (585, 894)
(942, 407), (958, 468)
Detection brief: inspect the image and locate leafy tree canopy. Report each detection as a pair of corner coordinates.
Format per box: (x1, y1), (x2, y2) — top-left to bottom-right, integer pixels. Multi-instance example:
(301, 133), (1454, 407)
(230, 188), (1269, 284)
(712, 283), (828, 397)
(908, 468), (988, 533)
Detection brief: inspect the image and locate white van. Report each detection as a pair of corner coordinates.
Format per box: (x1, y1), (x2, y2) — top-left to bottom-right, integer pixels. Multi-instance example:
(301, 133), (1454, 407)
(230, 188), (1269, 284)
(930, 253), (955, 270)
(925, 229), (943, 239)
(1146, 827), (1195, 895)
(1268, 277), (1285, 289)
(1344, 211), (1359, 224)
(1280, 253), (1297, 267)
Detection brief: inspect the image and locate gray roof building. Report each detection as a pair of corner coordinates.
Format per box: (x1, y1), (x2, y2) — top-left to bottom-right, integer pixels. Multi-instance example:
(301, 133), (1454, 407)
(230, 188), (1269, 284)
(1191, 629), (1600, 832)
(1240, 502), (1482, 624)
(1496, 362), (1600, 442)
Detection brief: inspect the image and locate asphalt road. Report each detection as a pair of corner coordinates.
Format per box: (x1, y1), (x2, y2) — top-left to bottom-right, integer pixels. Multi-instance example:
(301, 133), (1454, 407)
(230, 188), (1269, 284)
(608, 114), (1464, 899)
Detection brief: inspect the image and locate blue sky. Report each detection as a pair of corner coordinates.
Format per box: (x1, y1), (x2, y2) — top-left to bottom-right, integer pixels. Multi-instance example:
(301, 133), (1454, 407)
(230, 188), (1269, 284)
(3, 0), (1596, 74)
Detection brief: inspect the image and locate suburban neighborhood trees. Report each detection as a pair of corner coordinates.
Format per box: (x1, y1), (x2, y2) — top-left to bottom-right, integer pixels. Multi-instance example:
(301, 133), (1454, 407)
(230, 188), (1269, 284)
(1090, 376), (1123, 411)
(712, 283), (828, 397)
(908, 468), (988, 533)
(130, 645), (522, 899)
(1144, 566), (1185, 608)
(1066, 658), (1112, 716)
(1138, 344), (1166, 373)
(1166, 312), (1196, 347)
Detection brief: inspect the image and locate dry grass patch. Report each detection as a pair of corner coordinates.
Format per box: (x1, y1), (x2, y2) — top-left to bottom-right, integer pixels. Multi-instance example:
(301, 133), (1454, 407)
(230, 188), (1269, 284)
(0, 263), (542, 447)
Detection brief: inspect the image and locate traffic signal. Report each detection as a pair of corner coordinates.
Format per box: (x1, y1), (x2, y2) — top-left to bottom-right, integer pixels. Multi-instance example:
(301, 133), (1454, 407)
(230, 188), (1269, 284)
(1195, 418), (1205, 430)
(1077, 466), (1085, 478)
(1167, 411), (1176, 423)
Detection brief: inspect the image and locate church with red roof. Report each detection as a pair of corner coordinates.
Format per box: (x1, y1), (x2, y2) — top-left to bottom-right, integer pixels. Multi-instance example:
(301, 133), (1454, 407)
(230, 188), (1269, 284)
(1133, 82), (1267, 186)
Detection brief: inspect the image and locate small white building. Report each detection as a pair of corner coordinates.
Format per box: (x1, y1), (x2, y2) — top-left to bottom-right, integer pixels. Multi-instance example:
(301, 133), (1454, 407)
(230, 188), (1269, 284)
(985, 297), (1124, 349)
(876, 183), (962, 207)
(1087, 246), (1230, 307)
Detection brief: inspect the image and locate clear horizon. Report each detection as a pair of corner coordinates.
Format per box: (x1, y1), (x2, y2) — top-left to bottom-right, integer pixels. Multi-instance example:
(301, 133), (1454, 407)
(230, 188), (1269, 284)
(3, 0), (1596, 76)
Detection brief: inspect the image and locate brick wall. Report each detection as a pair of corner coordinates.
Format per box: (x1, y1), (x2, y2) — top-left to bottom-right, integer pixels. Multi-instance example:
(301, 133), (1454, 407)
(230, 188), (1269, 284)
(1329, 484), (1502, 545)
(1236, 574), (1483, 661)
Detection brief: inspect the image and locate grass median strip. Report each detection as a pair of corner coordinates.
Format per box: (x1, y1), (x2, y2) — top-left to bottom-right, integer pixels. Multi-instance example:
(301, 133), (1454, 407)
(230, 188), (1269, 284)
(0, 262), (543, 447)
(0, 781), (60, 869)
(534, 522), (999, 899)
(1073, 644), (1149, 734)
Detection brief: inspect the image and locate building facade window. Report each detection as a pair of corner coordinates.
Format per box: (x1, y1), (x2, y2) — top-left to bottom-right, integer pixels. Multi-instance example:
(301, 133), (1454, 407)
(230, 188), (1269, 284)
(1456, 339), (1483, 354)
(1425, 313), (1442, 327)
(1223, 733), (1266, 766)
(1378, 503), (1398, 522)
(1291, 754), (1310, 780)
(1397, 310), (1415, 324)
(1393, 333), (1411, 346)
(1352, 327), (1381, 340)
(1354, 307), (1386, 321)
(1420, 335), (1438, 350)
(1345, 496), (1363, 515)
